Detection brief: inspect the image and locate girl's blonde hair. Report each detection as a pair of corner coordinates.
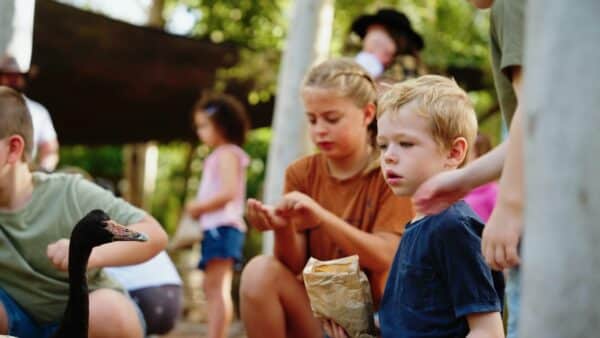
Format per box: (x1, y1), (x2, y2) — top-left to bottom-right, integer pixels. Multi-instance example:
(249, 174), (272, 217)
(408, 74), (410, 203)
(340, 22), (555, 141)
(302, 58), (378, 110)
(302, 58), (379, 167)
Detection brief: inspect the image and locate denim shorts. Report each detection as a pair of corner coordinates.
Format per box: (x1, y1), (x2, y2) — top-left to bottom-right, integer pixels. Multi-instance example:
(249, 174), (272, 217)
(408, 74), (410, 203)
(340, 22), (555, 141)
(0, 287), (59, 338)
(0, 287), (146, 338)
(198, 225), (245, 270)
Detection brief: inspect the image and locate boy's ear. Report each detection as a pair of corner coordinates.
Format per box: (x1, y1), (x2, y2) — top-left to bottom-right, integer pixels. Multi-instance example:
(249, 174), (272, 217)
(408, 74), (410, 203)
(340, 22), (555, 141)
(445, 137), (468, 169)
(6, 135), (27, 164)
(363, 102), (376, 126)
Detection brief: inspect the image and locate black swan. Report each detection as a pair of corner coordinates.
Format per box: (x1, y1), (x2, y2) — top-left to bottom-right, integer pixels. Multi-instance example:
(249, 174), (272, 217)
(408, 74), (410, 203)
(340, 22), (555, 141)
(51, 209), (148, 338)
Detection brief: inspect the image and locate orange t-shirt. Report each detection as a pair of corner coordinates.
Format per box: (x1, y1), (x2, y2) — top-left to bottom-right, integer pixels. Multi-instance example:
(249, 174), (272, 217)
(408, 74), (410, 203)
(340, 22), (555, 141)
(285, 153), (414, 305)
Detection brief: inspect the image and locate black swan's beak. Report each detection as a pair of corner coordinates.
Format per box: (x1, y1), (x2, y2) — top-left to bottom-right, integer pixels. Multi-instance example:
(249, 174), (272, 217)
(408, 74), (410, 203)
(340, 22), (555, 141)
(103, 220), (149, 242)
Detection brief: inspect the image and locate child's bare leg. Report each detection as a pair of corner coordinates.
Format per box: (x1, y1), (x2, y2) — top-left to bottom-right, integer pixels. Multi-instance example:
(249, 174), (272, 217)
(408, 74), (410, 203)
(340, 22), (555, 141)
(240, 255), (322, 338)
(0, 303), (7, 334)
(203, 258), (235, 338)
(88, 288), (144, 338)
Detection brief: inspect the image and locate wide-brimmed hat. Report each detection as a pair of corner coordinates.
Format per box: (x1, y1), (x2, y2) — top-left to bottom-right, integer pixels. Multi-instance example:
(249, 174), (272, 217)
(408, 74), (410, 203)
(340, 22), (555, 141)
(351, 8), (424, 54)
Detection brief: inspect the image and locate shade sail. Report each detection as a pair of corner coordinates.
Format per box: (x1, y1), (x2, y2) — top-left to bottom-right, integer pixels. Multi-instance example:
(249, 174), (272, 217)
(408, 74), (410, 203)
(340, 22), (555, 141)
(27, 0), (244, 145)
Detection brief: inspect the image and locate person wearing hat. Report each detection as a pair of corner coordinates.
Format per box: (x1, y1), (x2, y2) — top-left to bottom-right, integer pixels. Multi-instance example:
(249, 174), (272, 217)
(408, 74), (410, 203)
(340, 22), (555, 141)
(0, 56), (60, 172)
(351, 8), (425, 80)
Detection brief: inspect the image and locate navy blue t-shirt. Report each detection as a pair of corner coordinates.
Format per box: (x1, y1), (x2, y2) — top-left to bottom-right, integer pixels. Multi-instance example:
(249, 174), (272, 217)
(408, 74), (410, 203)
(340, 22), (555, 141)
(379, 201), (504, 338)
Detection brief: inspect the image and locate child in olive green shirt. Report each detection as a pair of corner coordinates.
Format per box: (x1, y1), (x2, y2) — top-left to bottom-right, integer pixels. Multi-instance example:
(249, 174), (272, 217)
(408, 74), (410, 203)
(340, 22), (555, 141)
(0, 86), (168, 338)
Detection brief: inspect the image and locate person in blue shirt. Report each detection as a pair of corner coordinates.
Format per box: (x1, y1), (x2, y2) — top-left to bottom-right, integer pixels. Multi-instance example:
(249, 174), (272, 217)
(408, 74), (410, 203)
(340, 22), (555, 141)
(376, 75), (505, 338)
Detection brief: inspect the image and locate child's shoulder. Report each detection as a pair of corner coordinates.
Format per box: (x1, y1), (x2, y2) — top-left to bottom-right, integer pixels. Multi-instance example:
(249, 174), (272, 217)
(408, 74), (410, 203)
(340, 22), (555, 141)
(212, 144), (250, 165)
(33, 171), (84, 187)
(33, 172), (108, 200)
(286, 153), (324, 173)
(427, 201), (484, 238)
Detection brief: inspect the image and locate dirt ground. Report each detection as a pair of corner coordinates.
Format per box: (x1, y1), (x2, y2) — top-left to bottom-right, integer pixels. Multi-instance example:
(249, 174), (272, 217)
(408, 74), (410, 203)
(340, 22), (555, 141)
(159, 248), (247, 338)
(159, 320), (247, 338)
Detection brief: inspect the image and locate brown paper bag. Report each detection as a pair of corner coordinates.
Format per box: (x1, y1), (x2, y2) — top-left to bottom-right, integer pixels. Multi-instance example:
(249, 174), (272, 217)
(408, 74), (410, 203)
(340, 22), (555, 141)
(302, 255), (377, 338)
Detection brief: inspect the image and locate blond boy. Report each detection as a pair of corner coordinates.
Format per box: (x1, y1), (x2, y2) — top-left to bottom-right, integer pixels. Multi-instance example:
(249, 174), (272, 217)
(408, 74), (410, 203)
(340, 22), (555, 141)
(376, 75), (504, 338)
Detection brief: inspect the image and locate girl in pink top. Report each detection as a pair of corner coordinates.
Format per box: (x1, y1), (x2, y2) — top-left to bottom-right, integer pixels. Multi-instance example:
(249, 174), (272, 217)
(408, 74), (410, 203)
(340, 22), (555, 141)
(464, 133), (498, 222)
(185, 93), (250, 338)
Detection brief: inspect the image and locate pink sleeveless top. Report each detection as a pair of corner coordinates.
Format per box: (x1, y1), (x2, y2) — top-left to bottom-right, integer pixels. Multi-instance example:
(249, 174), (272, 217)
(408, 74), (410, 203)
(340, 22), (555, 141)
(196, 144), (249, 231)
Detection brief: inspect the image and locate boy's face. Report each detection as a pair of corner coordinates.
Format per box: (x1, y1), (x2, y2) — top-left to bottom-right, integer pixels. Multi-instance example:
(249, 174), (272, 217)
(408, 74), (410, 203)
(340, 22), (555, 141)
(377, 102), (449, 197)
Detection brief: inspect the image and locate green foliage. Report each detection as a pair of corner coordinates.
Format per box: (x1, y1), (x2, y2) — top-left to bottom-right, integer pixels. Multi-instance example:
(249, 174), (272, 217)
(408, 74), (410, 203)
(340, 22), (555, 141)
(164, 0), (496, 118)
(150, 142), (193, 235)
(243, 127), (271, 200)
(59, 145), (123, 180)
(165, 0), (289, 50)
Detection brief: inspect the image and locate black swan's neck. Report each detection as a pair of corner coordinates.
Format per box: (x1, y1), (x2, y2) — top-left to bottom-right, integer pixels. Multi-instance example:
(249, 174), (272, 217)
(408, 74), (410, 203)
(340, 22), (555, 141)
(52, 238), (93, 338)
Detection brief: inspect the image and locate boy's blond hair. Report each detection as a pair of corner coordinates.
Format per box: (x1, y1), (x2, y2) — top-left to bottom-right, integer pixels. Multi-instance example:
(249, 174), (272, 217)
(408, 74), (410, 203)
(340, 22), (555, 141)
(0, 86), (33, 161)
(378, 75), (478, 165)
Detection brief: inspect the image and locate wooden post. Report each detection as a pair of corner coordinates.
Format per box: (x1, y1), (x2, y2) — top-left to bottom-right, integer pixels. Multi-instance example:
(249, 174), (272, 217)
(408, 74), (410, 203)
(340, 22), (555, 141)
(122, 142), (158, 210)
(147, 0), (165, 28)
(121, 0), (165, 210)
(521, 0), (600, 336)
(261, 0), (334, 253)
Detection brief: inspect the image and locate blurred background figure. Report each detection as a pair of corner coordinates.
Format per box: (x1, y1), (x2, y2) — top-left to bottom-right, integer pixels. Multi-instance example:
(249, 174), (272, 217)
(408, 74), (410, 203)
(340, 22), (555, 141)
(0, 56), (59, 172)
(350, 8), (425, 82)
(104, 252), (183, 336)
(464, 132), (498, 222)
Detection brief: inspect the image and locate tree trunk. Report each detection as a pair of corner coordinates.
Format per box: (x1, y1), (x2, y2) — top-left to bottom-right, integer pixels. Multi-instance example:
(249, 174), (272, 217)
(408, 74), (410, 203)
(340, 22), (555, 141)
(261, 0), (334, 253)
(521, 0), (600, 337)
(0, 0), (35, 73)
(122, 0), (165, 209)
(123, 143), (159, 209)
(147, 0), (165, 28)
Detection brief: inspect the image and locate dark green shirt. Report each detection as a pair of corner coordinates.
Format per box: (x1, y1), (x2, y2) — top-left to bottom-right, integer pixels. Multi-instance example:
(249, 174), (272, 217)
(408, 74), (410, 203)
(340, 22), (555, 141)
(0, 173), (146, 324)
(490, 0), (525, 127)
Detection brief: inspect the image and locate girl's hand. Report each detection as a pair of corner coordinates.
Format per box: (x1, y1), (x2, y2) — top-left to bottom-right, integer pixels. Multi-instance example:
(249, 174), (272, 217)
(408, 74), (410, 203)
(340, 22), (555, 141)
(321, 319), (348, 338)
(275, 191), (324, 230)
(185, 201), (202, 219)
(246, 198), (289, 231)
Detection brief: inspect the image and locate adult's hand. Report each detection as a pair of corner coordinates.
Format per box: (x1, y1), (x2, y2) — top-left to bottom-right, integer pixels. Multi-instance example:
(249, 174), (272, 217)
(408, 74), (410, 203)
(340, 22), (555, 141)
(413, 168), (473, 215)
(482, 198), (522, 270)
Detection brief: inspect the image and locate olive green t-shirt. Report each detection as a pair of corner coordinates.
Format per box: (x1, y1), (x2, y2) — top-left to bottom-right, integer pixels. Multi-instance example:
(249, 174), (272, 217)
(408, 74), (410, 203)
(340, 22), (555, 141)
(0, 173), (146, 324)
(490, 0), (525, 126)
